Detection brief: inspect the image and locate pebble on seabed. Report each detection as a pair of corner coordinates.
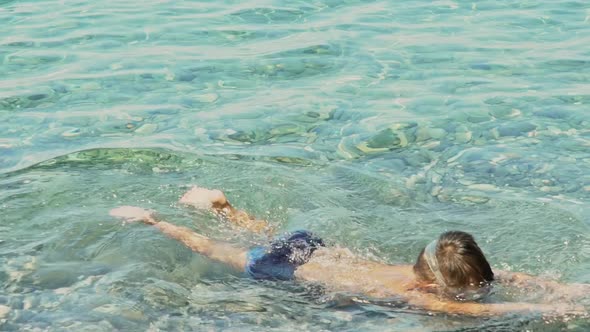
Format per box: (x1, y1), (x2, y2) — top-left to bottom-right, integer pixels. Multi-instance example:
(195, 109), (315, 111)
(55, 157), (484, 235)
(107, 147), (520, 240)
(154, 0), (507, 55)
(455, 131), (472, 143)
(135, 123), (158, 135)
(196, 93), (219, 103)
(62, 128), (81, 137)
(0, 304), (10, 319)
(467, 183), (500, 192)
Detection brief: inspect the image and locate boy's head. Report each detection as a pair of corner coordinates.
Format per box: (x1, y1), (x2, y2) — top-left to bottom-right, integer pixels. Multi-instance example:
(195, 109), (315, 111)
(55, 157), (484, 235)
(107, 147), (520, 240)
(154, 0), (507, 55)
(413, 231), (494, 300)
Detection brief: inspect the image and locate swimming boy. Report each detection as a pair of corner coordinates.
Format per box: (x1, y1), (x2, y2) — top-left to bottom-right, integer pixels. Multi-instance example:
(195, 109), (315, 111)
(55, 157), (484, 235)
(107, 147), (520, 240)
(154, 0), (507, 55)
(109, 186), (587, 317)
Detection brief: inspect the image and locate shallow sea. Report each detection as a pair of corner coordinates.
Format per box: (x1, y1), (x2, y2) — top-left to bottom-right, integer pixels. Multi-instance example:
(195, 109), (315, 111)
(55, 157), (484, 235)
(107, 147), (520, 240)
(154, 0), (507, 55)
(1, 0), (590, 331)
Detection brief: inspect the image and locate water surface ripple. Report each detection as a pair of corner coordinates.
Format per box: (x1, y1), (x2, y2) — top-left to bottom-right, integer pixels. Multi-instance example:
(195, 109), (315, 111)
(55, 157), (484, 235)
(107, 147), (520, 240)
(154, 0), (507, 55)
(1, 0), (589, 331)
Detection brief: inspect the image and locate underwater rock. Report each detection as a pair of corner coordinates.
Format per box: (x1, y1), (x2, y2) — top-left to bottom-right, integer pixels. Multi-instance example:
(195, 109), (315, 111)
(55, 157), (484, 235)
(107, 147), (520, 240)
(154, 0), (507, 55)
(384, 158), (407, 173)
(489, 107), (522, 119)
(420, 140), (441, 150)
(0, 304), (10, 319)
(175, 70), (196, 82)
(404, 151), (432, 167)
(427, 128), (447, 140)
(415, 127), (430, 142)
(51, 83), (69, 94)
(430, 172), (443, 184)
(8, 296), (23, 310)
(356, 128), (408, 153)
(22, 296), (37, 311)
(470, 63), (492, 70)
(468, 114), (492, 123)
(93, 304), (146, 321)
(227, 129), (267, 143)
(405, 173), (426, 189)
(534, 108), (571, 119)
(467, 183), (500, 192)
(461, 196), (490, 204)
(62, 128), (81, 138)
(269, 123), (301, 136)
(431, 185), (442, 197)
(0, 89), (55, 110)
(337, 137), (361, 159)
(495, 122), (537, 137)
(28, 93), (49, 101)
(453, 124), (472, 143)
(458, 178), (475, 186)
(134, 123), (158, 135)
(539, 186), (562, 193)
(455, 131), (472, 143)
(80, 82), (101, 91)
(11, 309), (37, 324)
(196, 93), (219, 103)
(563, 183), (581, 193)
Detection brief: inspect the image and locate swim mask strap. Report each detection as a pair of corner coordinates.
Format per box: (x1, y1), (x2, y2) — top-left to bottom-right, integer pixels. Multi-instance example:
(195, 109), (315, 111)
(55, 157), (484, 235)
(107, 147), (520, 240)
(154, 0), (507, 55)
(424, 239), (447, 287)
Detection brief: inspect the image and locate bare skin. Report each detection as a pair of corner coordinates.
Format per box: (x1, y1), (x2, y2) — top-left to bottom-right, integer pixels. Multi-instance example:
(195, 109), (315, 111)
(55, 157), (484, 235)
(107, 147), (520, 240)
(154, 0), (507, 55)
(109, 187), (587, 317)
(109, 205), (247, 271)
(179, 187), (272, 235)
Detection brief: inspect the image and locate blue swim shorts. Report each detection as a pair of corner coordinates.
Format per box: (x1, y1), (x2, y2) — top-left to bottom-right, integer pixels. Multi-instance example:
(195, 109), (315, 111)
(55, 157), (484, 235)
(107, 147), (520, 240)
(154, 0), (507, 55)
(245, 230), (324, 280)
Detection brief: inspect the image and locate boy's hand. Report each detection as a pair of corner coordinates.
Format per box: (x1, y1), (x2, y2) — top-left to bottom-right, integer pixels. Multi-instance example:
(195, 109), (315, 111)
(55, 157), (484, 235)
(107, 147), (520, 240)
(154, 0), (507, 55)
(180, 186), (228, 210)
(180, 186), (272, 235)
(110, 206), (155, 224)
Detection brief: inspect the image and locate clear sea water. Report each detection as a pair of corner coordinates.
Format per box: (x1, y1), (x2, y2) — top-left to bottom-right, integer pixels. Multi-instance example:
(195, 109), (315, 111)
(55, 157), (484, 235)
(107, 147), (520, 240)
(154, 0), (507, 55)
(1, 0), (589, 330)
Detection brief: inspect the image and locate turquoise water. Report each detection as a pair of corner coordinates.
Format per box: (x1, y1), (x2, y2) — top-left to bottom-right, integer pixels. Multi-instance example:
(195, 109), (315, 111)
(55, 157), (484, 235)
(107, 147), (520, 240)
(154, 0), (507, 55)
(1, 0), (590, 330)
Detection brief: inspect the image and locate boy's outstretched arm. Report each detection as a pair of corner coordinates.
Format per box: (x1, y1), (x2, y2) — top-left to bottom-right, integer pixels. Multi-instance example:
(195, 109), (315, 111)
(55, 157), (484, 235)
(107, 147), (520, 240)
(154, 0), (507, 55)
(109, 206), (248, 271)
(407, 292), (583, 317)
(495, 270), (590, 301)
(179, 186), (273, 235)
